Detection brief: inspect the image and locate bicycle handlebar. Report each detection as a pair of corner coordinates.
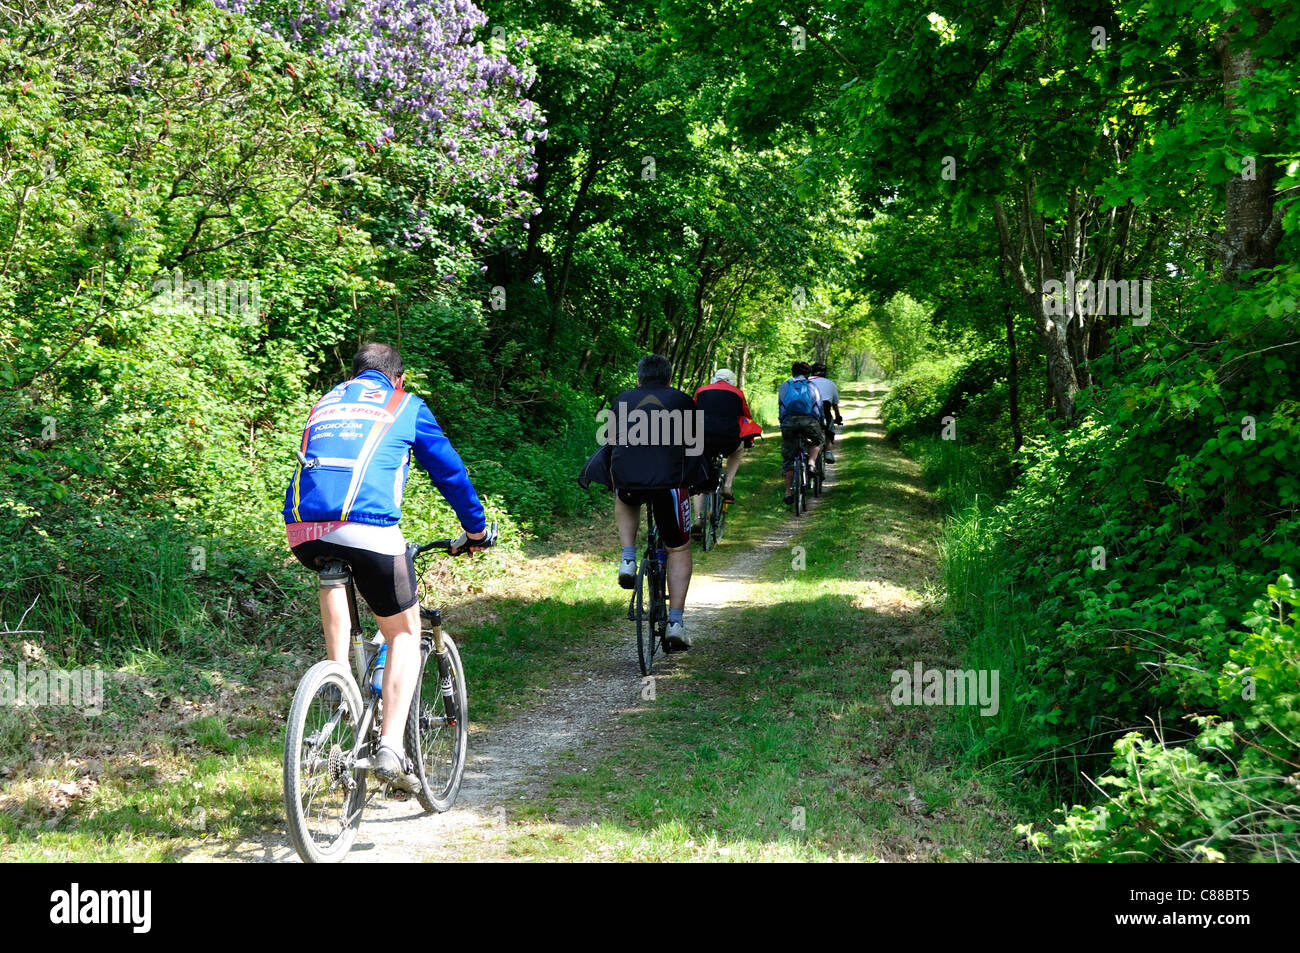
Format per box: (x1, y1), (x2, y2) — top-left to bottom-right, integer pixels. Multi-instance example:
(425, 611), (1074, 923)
(417, 521), (499, 557)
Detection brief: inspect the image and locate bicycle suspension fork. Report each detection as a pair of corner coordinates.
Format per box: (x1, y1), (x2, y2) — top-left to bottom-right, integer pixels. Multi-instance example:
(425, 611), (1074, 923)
(421, 607), (461, 726)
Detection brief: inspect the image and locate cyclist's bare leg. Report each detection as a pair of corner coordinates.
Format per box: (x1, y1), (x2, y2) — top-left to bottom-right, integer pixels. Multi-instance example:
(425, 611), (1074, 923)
(722, 447), (743, 491)
(375, 602), (421, 750)
(615, 496), (640, 548)
(319, 586), (350, 663)
(665, 541), (691, 610)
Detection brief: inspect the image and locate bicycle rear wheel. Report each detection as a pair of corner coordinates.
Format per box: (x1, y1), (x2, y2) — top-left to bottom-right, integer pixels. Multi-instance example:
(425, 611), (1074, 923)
(715, 496), (727, 542)
(698, 494), (714, 551)
(407, 632), (468, 813)
(284, 659), (367, 864)
(635, 557), (659, 674)
(793, 457), (805, 516)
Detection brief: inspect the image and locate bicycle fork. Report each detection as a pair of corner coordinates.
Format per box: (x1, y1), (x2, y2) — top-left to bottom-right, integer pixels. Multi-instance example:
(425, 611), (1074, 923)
(421, 607), (461, 727)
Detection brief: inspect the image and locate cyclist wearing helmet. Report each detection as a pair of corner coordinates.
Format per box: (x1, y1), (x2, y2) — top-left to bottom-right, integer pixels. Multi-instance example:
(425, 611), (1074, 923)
(778, 360), (823, 504)
(692, 368), (753, 518)
(809, 362), (843, 463)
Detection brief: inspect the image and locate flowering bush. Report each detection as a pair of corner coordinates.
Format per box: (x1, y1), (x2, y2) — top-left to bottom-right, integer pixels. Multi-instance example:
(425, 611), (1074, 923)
(215, 0), (544, 253)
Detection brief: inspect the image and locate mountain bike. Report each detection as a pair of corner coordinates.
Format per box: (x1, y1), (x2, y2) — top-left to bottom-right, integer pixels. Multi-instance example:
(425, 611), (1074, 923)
(626, 504), (668, 675)
(283, 523), (497, 864)
(696, 453), (729, 551)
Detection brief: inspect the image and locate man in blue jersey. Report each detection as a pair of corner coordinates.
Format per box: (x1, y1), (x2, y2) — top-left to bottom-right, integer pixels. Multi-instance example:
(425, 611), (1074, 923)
(778, 360), (824, 504)
(284, 343), (487, 792)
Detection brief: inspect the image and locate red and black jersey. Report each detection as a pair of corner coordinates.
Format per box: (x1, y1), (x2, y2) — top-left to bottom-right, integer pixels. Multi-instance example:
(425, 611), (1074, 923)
(694, 380), (752, 440)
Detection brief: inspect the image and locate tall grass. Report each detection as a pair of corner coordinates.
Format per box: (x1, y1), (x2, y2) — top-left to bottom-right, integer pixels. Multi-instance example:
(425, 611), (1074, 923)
(906, 434), (1043, 778)
(747, 388), (779, 430)
(0, 517), (301, 672)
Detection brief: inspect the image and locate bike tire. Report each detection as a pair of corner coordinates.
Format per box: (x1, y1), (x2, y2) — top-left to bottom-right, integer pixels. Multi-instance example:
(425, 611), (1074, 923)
(699, 494), (713, 551)
(814, 454), (825, 497)
(793, 458), (804, 516)
(408, 631), (468, 813)
(635, 557), (658, 675)
(284, 659), (367, 864)
(715, 497), (727, 542)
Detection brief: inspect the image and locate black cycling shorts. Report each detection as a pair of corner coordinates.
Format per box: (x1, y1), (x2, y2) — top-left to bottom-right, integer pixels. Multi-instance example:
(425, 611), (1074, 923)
(616, 487), (692, 548)
(703, 431), (742, 459)
(291, 539), (418, 618)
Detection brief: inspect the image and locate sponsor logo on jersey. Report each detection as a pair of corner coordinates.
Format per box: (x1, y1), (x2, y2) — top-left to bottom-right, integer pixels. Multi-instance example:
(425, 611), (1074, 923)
(307, 404), (396, 426)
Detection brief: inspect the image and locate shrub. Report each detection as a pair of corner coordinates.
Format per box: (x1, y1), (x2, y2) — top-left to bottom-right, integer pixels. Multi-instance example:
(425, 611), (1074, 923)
(1020, 576), (1300, 862)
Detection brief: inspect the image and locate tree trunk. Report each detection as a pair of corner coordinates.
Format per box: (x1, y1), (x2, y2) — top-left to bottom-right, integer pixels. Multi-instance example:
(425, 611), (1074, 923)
(993, 196), (1080, 421)
(998, 264), (1023, 454)
(1216, 8), (1284, 281)
(552, 71), (622, 330)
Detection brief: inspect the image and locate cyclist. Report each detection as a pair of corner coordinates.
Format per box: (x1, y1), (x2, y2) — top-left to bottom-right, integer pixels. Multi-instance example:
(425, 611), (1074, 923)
(778, 360), (824, 505)
(609, 354), (699, 650)
(809, 362), (843, 463)
(691, 368), (755, 531)
(283, 343), (488, 792)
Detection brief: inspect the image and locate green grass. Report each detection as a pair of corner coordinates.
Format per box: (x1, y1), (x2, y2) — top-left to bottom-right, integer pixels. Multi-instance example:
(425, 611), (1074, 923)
(891, 408), (1054, 812)
(0, 704), (283, 862)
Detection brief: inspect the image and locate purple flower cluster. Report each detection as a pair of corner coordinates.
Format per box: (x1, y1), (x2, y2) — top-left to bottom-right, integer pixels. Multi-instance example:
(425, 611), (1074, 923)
(214, 0), (543, 248)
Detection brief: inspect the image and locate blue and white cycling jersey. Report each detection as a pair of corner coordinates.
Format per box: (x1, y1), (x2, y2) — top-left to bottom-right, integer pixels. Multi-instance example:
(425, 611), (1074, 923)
(283, 369), (486, 532)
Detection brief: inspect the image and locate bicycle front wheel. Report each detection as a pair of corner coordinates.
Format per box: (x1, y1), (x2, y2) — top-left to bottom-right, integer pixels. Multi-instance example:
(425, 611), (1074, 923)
(284, 659), (367, 864)
(408, 632), (469, 813)
(635, 558), (658, 675)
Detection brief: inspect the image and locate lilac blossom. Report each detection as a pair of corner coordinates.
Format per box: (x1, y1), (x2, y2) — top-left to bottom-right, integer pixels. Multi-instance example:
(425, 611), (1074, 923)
(214, 0), (543, 251)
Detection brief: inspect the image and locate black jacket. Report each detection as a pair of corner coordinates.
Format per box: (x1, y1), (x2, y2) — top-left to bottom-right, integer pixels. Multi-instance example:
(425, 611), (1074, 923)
(578, 384), (708, 491)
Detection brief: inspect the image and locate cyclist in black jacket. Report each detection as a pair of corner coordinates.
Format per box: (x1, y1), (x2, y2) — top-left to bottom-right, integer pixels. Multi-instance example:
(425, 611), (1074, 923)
(607, 355), (701, 650)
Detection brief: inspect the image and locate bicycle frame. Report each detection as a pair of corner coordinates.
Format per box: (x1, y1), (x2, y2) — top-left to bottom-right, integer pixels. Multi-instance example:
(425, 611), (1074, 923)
(286, 526), (493, 861)
(706, 454), (728, 545)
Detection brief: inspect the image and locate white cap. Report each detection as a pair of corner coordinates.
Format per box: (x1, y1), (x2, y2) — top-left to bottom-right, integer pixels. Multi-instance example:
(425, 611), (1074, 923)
(711, 368), (737, 386)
